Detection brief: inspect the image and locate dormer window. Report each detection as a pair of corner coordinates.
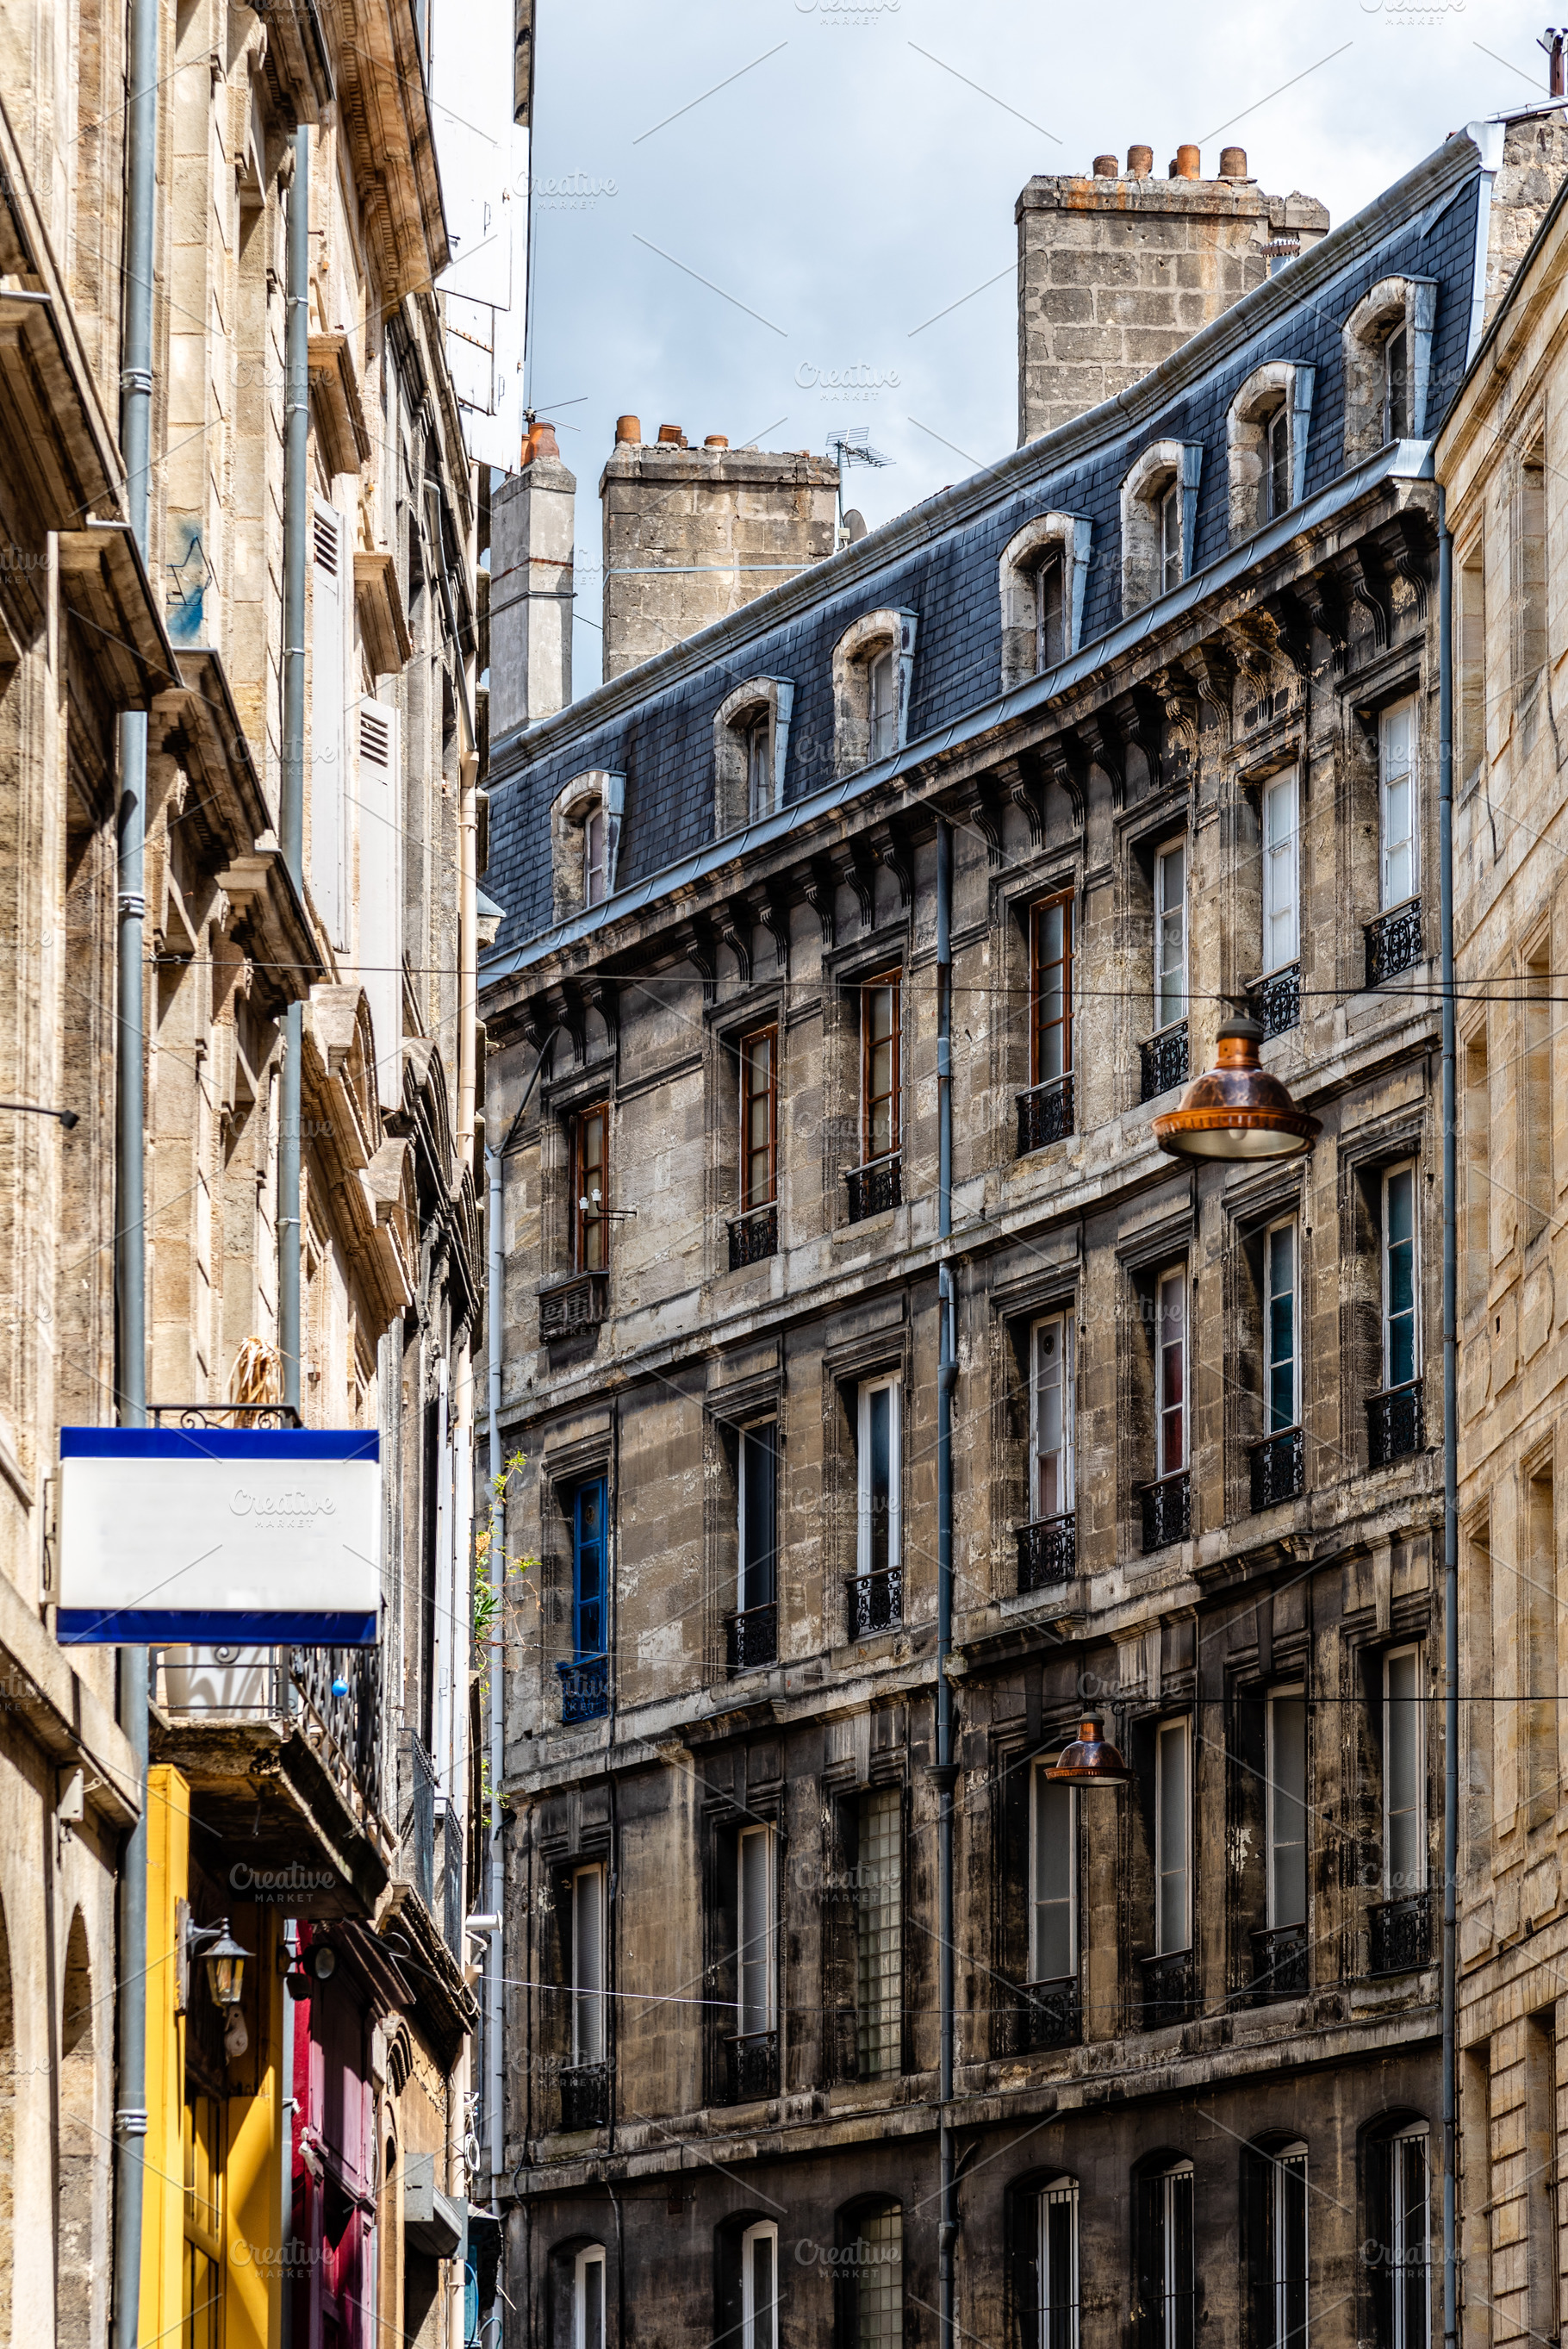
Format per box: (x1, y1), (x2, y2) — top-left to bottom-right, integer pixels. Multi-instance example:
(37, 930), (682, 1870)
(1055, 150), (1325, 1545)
(868, 648), (897, 760)
(998, 514), (1091, 689)
(1265, 403), (1291, 520)
(745, 714), (771, 822)
(551, 770), (625, 924)
(831, 610), (918, 776)
(1227, 364), (1313, 544)
(1036, 556), (1066, 671)
(1384, 325), (1410, 442)
(1160, 481), (1182, 595)
(713, 678), (794, 835)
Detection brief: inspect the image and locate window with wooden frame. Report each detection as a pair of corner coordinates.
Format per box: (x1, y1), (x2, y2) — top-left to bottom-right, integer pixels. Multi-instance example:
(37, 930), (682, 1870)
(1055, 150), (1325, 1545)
(1154, 844), (1187, 1029)
(1030, 1764), (1077, 1987)
(1264, 402), (1291, 522)
(868, 647), (898, 760)
(570, 1863), (607, 2066)
(1160, 479), (1183, 594)
(739, 1026), (778, 1210)
(1031, 895), (1073, 1087)
(1383, 1645), (1426, 1898)
(1266, 1689), (1307, 1928)
(1155, 1718), (1192, 1955)
(740, 2222), (779, 2349)
(1384, 324), (1411, 443)
(1036, 554), (1067, 672)
(1156, 1265), (1188, 1478)
(1382, 1162), (1418, 1390)
(574, 1102), (610, 1270)
(1378, 700), (1417, 913)
(861, 972), (901, 1165)
(1030, 1312), (1074, 1521)
(574, 2245), (607, 2349)
(1260, 772), (1299, 975)
(1264, 1220), (1298, 1435)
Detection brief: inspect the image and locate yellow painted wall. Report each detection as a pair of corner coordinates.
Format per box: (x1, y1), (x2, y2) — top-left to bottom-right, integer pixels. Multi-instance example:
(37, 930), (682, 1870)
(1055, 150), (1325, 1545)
(225, 1905), (283, 2349)
(140, 1766), (190, 2349)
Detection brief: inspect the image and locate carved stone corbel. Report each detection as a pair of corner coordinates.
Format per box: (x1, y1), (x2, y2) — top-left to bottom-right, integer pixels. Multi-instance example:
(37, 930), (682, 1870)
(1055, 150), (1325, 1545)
(1039, 734), (1089, 826)
(801, 858), (837, 948)
(961, 776), (1005, 867)
(870, 819), (914, 913)
(675, 916), (719, 1001)
(831, 842), (875, 932)
(749, 884), (791, 973)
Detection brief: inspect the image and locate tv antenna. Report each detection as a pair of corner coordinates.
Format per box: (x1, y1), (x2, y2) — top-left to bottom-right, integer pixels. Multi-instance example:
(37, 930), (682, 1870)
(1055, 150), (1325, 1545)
(825, 427), (891, 545)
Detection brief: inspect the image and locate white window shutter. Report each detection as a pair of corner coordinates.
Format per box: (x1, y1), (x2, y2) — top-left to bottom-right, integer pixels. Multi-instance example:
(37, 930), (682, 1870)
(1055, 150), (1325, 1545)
(356, 695), (403, 1111)
(311, 501), (348, 951)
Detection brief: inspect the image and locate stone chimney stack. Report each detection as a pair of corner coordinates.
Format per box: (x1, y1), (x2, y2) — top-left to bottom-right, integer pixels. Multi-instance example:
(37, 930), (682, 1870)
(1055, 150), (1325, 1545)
(600, 417), (839, 680)
(1016, 146), (1329, 444)
(489, 419), (576, 737)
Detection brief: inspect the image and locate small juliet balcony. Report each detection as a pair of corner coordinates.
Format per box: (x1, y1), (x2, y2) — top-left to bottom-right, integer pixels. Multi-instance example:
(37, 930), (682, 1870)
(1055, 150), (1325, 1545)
(1017, 1073), (1074, 1155)
(844, 1153), (901, 1223)
(725, 1602), (777, 1675)
(1140, 1021), (1189, 1104)
(1369, 1891), (1433, 1977)
(1251, 963), (1300, 1038)
(559, 2062), (610, 2131)
(724, 2031), (779, 2103)
(1140, 1469), (1191, 1553)
(1140, 1948), (1198, 2029)
(1250, 1922), (1310, 2003)
(1250, 1425), (1304, 1513)
(1022, 1976), (1080, 2052)
(845, 1565), (902, 1640)
(556, 1654), (608, 1724)
(1017, 1512), (1076, 1593)
(1365, 896), (1422, 988)
(728, 1202), (778, 1269)
(1367, 1380), (1423, 1467)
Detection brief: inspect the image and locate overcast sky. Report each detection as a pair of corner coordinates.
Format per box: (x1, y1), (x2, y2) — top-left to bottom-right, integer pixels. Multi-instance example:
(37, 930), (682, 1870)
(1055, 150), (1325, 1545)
(518, 0), (1554, 695)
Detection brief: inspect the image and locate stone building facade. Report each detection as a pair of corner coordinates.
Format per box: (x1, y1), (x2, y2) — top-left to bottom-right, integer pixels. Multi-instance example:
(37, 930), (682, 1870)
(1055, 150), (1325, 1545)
(479, 114), (1568, 2349)
(1438, 151), (1568, 2349)
(0, 0), (496, 2338)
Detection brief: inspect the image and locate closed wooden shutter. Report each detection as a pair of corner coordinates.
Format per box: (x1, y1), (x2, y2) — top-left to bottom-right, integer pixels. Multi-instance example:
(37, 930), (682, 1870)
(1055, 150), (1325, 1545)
(311, 502), (348, 950)
(355, 695), (402, 1110)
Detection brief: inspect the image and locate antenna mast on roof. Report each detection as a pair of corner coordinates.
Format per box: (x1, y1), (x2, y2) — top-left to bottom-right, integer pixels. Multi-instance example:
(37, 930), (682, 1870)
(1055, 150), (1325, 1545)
(825, 427), (892, 547)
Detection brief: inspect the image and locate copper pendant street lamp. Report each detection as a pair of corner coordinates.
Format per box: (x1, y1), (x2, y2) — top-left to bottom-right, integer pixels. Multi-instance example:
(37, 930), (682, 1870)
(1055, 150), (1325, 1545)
(1153, 1014), (1321, 1162)
(1044, 1713), (1133, 1785)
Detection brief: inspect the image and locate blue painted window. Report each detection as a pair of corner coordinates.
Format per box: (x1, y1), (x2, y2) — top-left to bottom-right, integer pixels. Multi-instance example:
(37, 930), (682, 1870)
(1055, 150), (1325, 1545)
(573, 1480), (607, 1660)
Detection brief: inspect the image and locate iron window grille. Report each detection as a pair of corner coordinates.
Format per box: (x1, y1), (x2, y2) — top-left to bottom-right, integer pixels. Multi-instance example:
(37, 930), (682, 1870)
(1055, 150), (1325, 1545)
(1369, 1892), (1433, 1976)
(559, 2062), (610, 2131)
(1140, 1021), (1189, 1103)
(1023, 1976), (1081, 2052)
(728, 1204), (778, 1268)
(1017, 1513), (1076, 1592)
(1252, 963), (1300, 1038)
(725, 1602), (777, 1675)
(845, 1154), (902, 1222)
(725, 2031), (779, 2103)
(1367, 1380), (1423, 1467)
(1250, 1923), (1310, 2002)
(1140, 1948), (1198, 2029)
(1017, 1074), (1074, 1154)
(846, 1565), (903, 1639)
(1365, 898), (1423, 988)
(1141, 1470), (1191, 1552)
(1250, 1426), (1304, 1513)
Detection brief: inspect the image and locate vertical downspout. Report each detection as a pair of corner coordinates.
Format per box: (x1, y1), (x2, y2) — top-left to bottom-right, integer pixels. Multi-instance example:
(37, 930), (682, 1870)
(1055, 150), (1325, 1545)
(1437, 490), (1459, 2349)
(279, 126), (310, 1418)
(934, 821), (957, 2349)
(112, 0), (158, 2328)
(486, 1142), (505, 2196)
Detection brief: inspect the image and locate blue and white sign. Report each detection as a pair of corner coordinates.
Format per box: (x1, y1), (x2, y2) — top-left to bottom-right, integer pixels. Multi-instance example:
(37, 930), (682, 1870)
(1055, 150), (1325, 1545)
(57, 1427), (382, 1646)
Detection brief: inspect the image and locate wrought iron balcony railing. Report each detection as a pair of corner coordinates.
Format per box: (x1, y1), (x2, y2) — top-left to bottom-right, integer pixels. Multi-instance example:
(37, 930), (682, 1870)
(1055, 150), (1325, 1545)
(845, 1565), (903, 1639)
(1140, 1948), (1198, 2029)
(559, 2062), (610, 2131)
(1367, 1380), (1423, 1467)
(556, 1654), (608, 1724)
(725, 1602), (777, 1675)
(1023, 1976), (1081, 2052)
(725, 2031), (779, 2103)
(539, 1269), (609, 1343)
(1017, 1073), (1074, 1155)
(1250, 1425), (1304, 1513)
(1140, 1020), (1189, 1104)
(844, 1154), (901, 1222)
(161, 1641), (388, 1850)
(1250, 1922), (1310, 2002)
(1017, 1512), (1076, 1592)
(1140, 1469), (1191, 1553)
(728, 1203), (778, 1268)
(1369, 1892), (1432, 1976)
(1365, 897), (1422, 988)
(1252, 963), (1300, 1038)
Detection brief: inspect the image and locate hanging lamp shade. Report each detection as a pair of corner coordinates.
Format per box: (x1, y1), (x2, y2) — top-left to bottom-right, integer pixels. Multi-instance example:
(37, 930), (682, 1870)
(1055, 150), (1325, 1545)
(202, 1920), (252, 2009)
(1153, 1015), (1320, 1162)
(1044, 1715), (1132, 1785)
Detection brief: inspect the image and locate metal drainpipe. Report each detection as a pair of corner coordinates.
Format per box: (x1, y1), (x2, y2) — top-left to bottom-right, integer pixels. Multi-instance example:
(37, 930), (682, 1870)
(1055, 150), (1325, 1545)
(111, 0), (158, 2329)
(934, 819), (958, 2349)
(1437, 489), (1459, 2349)
(278, 125), (310, 1418)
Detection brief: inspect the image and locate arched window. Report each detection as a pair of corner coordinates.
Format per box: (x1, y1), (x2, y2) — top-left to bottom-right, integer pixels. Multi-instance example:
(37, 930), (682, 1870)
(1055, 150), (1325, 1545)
(1341, 278), (1438, 464)
(837, 2200), (902, 2346)
(1226, 365), (1315, 543)
(574, 2243), (607, 2349)
(1243, 2138), (1308, 2349)
(551, 771), (625, 923)
(831, 611), (918, 776)
(1133, 2157), (1195, 2349)
(999, 515), (1092, 689)
(713, 678), (794, 835)
(1121, 445), (1203, 615)
(740, 2221), (779, 2349)
(1365, 2118), (1431, 2349)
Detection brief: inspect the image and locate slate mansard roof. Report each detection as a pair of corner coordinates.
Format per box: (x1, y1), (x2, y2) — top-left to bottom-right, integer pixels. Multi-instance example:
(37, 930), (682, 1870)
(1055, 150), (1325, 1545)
(483, 128), (1489, 978)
